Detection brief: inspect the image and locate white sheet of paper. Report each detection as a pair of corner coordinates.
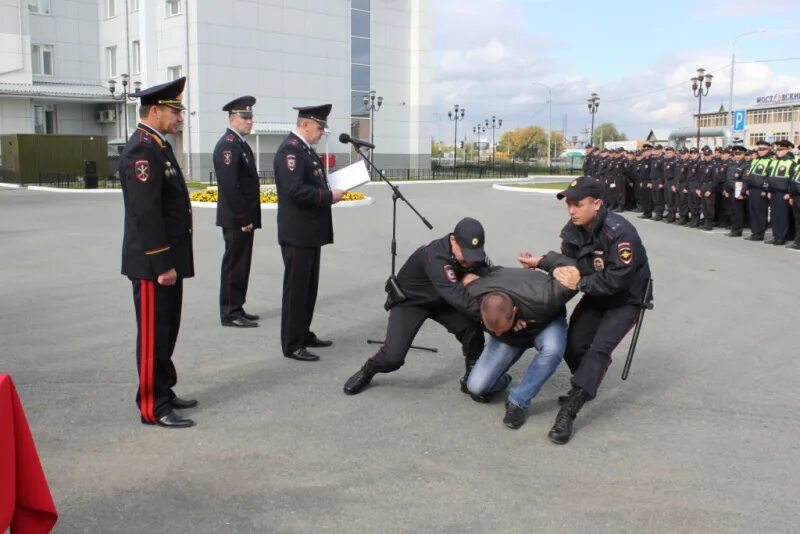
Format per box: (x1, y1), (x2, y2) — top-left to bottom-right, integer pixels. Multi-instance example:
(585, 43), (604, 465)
(734, 181), (743, 197)
(327, 160), (370, 191)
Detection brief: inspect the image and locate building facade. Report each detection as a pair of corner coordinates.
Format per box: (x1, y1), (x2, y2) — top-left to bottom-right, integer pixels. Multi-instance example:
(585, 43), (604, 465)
(0, 0), (432, 180)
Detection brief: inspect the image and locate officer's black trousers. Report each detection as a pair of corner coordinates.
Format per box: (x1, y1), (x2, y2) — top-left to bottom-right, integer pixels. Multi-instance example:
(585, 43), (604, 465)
(677, 186), (690, 219)
(747, 189), (769, 237)
(728, 195), (746, 233)
(651, 184), (665, 215)
(640, 183), (653, 215)
(219, 227), (254, 320)
(131, 278), (182, 422)
(792, 196), (800, 245)
(769, 194), (791, 240)
(664, 181), (677, 217)
(281, 244), (321, 356)
(564, 298), (640, 398)
(701, 185), (716, 226)
(688, 183), (702, 220)
(368, 304), (484, 373)
(716, 189), (730, 225)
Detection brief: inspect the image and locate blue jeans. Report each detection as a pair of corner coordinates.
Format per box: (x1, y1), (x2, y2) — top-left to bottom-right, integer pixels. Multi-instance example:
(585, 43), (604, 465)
(466, 316), (567, 409)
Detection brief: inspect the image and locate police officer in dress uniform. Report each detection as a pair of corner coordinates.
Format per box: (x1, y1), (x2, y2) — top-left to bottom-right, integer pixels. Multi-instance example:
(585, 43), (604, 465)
(697, 146), (716, 230)
(765, 140), (796, 245)
(120, 77), (197, 429)
(788, 158), (800, 250)
(637, 144), (654, 218)
(526, 177), (651, 445)
(274, 104), (346, 361)
(215, 96), (262, 328)
(744, 140), (773, 241)
(662, 146), (678, 222)
(343, 218), (492, 399)
(675, 148), (691, 225)
(649, 144), (666, 221)
(722, 145), (748, 237)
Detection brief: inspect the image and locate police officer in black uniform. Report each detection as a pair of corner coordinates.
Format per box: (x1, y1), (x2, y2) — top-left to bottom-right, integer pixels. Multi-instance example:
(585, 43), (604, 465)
(637, 144), (654, 218)
(343, 218), (491, 398)
(675, 148), (691, 225)
(744, 140), (773, 241)
(120, 77), (197, 429)
(662, 146), (678, 222)
(537, 177), (651, 445)
(697, 146), (716, 230)
(215, 96), (262, 328)
(722, 145), (748, 237)
(274, 104), (346, 361)
(766, 140), (796, 245)
(649, 144), (666, 221)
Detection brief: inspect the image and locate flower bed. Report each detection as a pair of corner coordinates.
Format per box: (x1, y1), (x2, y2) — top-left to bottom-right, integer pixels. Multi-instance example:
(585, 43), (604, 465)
(190, 188), (366, 204)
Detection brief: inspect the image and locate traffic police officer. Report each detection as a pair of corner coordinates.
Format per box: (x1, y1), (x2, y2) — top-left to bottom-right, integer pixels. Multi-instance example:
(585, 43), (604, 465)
(766, 140), (796, 245)
(343, 218), (491, 398)
(744, 140), (773, 241)
(274, 104), (346, 361)
(544, 177), (652, 444)
(120, 77), (196, 429)
(215, 96), (262, 328)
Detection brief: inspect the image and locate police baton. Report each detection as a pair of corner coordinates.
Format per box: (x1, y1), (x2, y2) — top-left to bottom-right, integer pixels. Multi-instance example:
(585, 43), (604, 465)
(621, 278), (653, 381)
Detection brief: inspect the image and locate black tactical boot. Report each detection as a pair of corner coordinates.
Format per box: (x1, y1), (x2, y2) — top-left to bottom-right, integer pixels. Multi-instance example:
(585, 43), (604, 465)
(676, 217), (688, 226)
(548, 387), (590, 445)
(343, 363), (376, 395)
(556, 386), (580, 406)
(502, 399), (527, 429)
(653, 213), (663, 221)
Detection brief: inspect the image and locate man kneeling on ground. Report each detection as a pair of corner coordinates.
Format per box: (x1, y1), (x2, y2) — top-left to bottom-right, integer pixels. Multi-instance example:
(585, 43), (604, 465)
(462, 253), (579, 430)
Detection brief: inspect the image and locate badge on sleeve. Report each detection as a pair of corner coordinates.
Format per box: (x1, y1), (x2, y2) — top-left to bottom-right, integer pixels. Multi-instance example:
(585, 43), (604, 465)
(223, 150), (232, 165)
(617, 242), (633, 265)
(134, 160), (151, 182)
(443, 264), (457, 283)
(286, 154), (296, 171)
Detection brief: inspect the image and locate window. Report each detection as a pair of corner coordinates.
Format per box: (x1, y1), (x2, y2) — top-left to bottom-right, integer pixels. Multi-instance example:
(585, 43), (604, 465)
(130, 0), (139, 11)
(34, 105), (56, 134)
(351, 37), (369, 65)
(351, 9), (369, 38)
(352, 0), (370, 9)
(106, 0), (116, 18)
(774, 132), (789, 142)
(106, 46), (117, 77)
(749, 132), (766, 145)
(166, 0), (181, 16)
(131, 41), (141, 74)
(351, 64), (370, 92)
(351, 92), (369, 117)
(167, 65), (182, 80)
(28, 0), (50, 15)
(31, 44), (54, 76)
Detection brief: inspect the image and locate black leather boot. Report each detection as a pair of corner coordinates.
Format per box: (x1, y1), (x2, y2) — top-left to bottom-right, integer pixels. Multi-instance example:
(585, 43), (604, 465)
(548, 387), (590, 445)
(343, 363), (376, 395)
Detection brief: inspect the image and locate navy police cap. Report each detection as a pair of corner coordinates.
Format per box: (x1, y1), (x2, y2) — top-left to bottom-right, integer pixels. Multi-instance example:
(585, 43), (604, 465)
(557, 176), (604, 201)
(453, 217), (486, 262)
(294, 104), (332, 128)
(223, 96), (256, 118)
(130, 77), (186, 110)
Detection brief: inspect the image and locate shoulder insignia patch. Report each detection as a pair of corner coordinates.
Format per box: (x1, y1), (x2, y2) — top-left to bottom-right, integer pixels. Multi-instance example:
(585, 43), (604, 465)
(134, 160), (151, 182)
(138, 131), (151, 144)
(286, 154), (296, 171)
(223, 150), (232, 165)
(443, 264), (457, 284)
(225, 134), (235, 142)
(617, 241), (633, 265)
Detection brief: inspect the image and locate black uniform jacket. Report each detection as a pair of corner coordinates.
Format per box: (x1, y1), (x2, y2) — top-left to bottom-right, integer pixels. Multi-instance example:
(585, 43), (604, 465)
(395, 235), (491, 322)
(214, 128), (261, 229)
(723, 160), (747, 193)
(466, 253), (578, 347)
(120, 123), (194, 279)
(552, 206), (651, 308)
(274, 131), (333, 247)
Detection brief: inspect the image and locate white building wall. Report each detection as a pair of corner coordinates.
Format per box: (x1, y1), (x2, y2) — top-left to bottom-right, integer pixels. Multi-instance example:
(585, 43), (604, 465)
(0, 0), (31, 83)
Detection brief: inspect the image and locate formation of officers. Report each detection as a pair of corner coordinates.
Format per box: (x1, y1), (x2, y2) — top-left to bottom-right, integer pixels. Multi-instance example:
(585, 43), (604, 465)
(120, 76), (345, 429)
(581, 140), (800, 249)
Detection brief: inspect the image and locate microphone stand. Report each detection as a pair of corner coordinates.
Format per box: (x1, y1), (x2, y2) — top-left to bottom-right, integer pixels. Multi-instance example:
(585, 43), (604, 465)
(355, 145), (438, 353)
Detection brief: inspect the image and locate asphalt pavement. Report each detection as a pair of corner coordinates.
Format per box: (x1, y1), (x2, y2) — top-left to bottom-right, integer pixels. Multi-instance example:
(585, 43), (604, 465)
(0, 182), (797, 533)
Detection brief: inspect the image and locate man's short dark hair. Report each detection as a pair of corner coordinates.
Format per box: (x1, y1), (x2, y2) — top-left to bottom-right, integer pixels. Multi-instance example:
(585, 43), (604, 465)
(139, 105), (154, 119)
(481, 292), (514, 332)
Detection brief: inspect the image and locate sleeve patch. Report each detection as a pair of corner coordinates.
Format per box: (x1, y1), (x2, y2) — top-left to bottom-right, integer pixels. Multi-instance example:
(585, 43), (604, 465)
(617, 242), (633, 265)
(443, 264), (457, 283)
(222, 150), (232, 165)
(286, 154), (296, 171)
(134, 160), (151, 182)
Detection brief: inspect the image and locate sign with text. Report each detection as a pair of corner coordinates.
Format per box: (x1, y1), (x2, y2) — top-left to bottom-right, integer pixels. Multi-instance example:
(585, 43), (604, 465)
(732, 110), (746, 132)
(755, 92), (800, 106)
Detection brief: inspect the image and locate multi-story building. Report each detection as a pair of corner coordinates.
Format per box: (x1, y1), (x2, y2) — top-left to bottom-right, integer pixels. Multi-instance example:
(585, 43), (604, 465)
(0, 0), (432, 179)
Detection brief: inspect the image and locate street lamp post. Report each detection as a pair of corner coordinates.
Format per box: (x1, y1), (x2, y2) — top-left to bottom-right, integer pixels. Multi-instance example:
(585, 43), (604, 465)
(448, 104), (465, 174)
(108, 73), (141, 141)
(729, 29), (766, 134)
(532, 82), (552, 169)
(691, 68), (714, 148)
(485, 115), (502, 169)
(473, 124), (485, 163)
(587, 93), (599, 146)
(363, 90), (383, 175)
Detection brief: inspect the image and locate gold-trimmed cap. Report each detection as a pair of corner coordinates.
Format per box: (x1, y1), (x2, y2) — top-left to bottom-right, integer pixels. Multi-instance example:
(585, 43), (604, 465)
(130, 77), (186, 110)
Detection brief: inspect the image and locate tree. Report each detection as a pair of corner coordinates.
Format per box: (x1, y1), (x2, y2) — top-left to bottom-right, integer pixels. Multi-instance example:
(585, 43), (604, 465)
(592, 123), (627, 146)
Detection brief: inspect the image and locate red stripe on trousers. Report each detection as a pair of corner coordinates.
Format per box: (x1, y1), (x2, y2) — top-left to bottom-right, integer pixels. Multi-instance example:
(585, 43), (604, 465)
(139, 280), (155, 422)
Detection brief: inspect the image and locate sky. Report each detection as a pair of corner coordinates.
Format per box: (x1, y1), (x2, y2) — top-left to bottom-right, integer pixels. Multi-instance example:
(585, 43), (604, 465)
(430, 0), (800, 144)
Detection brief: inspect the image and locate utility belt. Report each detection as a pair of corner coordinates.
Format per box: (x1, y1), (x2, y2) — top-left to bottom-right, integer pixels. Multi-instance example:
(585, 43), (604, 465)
(383, 275), (408, 311)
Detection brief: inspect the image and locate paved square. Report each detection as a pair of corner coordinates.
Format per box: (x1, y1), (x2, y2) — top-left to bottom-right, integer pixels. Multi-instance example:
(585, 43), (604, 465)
(0, 182), (797, 533)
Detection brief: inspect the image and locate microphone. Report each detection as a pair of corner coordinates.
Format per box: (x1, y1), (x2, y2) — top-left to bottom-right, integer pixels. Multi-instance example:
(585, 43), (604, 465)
(339, 133), (375, 150)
